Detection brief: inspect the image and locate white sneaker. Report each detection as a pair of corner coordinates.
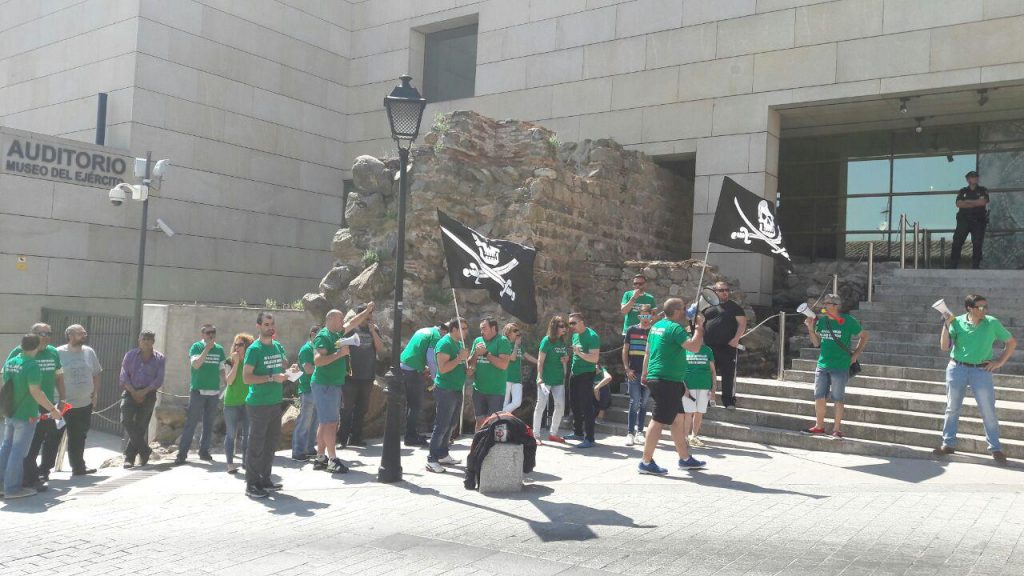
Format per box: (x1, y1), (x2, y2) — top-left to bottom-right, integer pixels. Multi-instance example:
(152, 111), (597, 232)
(425, 461), (445, 473)
(625, 433), (634, 446)
(438, 455), (461, 465)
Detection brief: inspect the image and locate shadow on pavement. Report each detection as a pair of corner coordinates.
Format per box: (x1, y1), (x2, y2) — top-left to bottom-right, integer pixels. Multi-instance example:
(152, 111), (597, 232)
(0, 485), (71, 513)
(255, 490), (330, 517)
(687, 471), (827, 499)
(844, 458), (949, 483)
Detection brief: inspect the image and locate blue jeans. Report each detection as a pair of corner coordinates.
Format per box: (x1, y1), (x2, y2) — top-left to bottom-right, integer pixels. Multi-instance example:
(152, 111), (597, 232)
(0, 418), (37, 493)
(942, 362), (1002, 452)
(223, 405), (249, 465)
(813, 367), (849, 402)
(626, 376), (650, 434)
(428, 387), (461, 462)
(179, 390), (220, 456)
(291, 393), (317, 456)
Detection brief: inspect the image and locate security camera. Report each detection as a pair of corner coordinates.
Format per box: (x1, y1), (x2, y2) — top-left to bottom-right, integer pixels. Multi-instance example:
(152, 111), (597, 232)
(109, 183), (132, 206)
(134, 158), (171, 190)
(155, 218), (175, 238)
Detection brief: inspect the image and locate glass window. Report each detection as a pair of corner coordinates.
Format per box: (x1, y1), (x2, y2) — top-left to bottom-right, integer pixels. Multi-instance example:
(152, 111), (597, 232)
(892, 155), (975, 193)
(891, 193), (959, 231)
(845, 196), (891, 233)
(847, 159), (889, 196)
(422, 24), (478, 103)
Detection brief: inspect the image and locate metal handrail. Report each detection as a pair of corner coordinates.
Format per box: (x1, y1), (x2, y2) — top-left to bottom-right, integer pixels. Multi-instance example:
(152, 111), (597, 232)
(899, 214), (907, 269)
(867, 242), (874, 302)
(913, 221), (920, 269)
(777, 311), (786, 381)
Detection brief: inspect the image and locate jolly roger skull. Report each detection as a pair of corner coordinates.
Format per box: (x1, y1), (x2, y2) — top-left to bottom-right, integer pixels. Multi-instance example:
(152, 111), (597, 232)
(757, 200), (775, 236)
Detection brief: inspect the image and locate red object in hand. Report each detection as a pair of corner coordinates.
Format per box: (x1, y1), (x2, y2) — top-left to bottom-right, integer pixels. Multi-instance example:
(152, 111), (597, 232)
(823, 309), (845, 324)
(39, 402), (72, 420)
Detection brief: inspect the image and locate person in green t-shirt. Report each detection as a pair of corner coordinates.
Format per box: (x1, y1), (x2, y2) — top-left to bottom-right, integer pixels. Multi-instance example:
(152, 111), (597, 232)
(399, 323), (449, 447)
(566, 313), (600, 447)
(936, 294), (1017, 464)
(223, 332), (255, 473)
(1, 333), (62, 499)
(175, 324), (227, 465)
(7, 322), (65, 489)
(620, 273), (658, 335)
(310, 305), (373, 474)
(468, 317), (513, 430)
(426, 318), (471, 473)
(501, 322), (537, 414)
(682, 343), (716, 448)
(802, 294), (868, 439)
(290, 325), (320, 461)
(638, 299), (706, 475)
(241, 312), (296, 499)
(533, 316), (570, 444)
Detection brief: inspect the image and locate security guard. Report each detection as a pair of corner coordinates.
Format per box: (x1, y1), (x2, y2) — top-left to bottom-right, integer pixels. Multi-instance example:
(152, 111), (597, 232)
(949, 170), (989, 269)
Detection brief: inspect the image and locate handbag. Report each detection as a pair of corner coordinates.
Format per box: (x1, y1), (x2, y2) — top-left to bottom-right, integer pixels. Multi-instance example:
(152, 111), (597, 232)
(823, 318), (862, 377)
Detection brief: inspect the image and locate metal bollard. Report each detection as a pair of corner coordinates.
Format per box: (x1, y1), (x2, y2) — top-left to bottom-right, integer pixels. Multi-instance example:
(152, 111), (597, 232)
(913, 221), (920, 269)
(777, 311), (786, 381)
(832, 273), (838, 295)
(867, 242), (874, 302)
(899, 214), (907, 269)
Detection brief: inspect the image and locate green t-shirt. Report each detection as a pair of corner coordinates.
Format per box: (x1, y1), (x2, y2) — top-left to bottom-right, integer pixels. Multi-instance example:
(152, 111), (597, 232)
(296, 341), (315, 395)
(507, 344), (524, 384)
(684, 345), (715, 390)
(223, 364), (248, 407)
(621, 290), (657, 334)
(3, 354), (42, 420)
(646, 318), (689, 382)
(311, 328), (347, 386)
(948, 314), (1013, 364)
(472, 335), (513, 395)
(243, 340), (287, 406)
(7, 345), (61, 403)
(815, 315), (862, 370)
(434, 335), (466, 391)
(188, 341), (226, 391)
(570, 328), (600, 375)
(400, 327), (443, 371)
(538, 336), (567, 386)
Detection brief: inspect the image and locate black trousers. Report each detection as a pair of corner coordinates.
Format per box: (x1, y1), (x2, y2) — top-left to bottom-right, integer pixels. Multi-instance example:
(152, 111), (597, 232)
(339, 377), (373, 444)
(120, 390), (156, 461)
(569, 372), (596, 442)
(64, 405), (93, 473)
(400, 369), (425, 440)
(245, 404), (281, 487)
(23, 417), (59, 483)
(711, 344), (739, 407)
(950, 215), (986, 268)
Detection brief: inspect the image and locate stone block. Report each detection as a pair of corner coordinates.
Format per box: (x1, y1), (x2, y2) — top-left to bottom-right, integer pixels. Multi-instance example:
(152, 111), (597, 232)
(526, 47), (584, 88)
(645, 23), (717, 70)
(583, 36), (646, 79)
(615, 0), (684, 37)
(641, 100), (713, 142)
(837, 31), (930, 82)
(580, 109), (643, 144)
(712, 93), (786, 136)
(476, 58), (527, 96)
(930, 16), (1024, 71)
(683, 0), (755, 26)
(795, 0), (882, 45)
(502, 20), (558, 60)
(882, 0), (982, 34)
(880, 67), (982, 93)
(695, 135), (751, 176)
(984, 0), (1024, 19)
(478, 443), (524, 494)
(610, 67), (678, 109)
(717, 10), (795, 58)
(677, 56), (753, 101)
(551, 78), (612, 117)
(753, 44), (836, 91)
(479, 0), (530, 32)
(556, 5), (617, 49)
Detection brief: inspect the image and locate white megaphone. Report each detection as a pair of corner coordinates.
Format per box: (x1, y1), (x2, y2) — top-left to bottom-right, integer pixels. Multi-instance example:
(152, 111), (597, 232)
(336, 333), (361, 348)
(932, 299), (953, 318)
(797, 303), (816, 319)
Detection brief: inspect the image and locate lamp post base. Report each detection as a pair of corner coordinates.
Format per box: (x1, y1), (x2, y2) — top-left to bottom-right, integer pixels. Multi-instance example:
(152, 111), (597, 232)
(377, 367), (404, 483)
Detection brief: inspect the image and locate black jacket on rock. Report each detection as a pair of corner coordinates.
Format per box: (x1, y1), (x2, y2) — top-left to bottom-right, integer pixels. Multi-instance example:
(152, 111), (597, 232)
(464, 412), (537, 490)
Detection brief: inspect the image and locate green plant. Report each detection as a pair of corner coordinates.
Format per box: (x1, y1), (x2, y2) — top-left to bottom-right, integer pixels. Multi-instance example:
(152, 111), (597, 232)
(423, 284), (452, 305)
(432, 112), (450, 134)
(289, 298), (304, 310)
(264, 298), (277, 309)
(238, 299), (248, 308)
(546, 135), (560, 155)
(361, 248), (380, 267)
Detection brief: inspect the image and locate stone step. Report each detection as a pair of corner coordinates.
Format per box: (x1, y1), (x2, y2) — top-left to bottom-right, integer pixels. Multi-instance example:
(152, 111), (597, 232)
(797, 348), (1024, 374)
(784, 369), (1024, 402)
(870, 294), (1024, 308)
(790, 358), (1024, 386)
(788, 335), (1019, 359)
(869, 330), (1015, 345)
(856, 302), (1024, 322)
(873, 284), (1024, 297)
(892, 269), (1023, 280)
(593, 419), (1018, 467)
(857, 319), (984, 335)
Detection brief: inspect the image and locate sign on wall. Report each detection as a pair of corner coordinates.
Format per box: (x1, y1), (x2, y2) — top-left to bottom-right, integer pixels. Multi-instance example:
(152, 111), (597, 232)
(0, 128), (129, 189)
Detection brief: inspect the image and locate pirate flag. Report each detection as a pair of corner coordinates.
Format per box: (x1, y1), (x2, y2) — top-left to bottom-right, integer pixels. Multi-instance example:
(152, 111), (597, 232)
(708, 177), (792, 270)
(437, 210), (538, 324)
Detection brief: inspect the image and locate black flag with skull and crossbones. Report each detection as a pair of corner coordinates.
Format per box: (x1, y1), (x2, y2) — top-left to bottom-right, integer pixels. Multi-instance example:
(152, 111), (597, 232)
(708, 177), (792, 270)
(437, 210), (538, 324)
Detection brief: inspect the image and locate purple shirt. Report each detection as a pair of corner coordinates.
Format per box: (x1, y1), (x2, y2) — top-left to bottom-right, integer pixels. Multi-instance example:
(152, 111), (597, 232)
(119, 348), (166, 390)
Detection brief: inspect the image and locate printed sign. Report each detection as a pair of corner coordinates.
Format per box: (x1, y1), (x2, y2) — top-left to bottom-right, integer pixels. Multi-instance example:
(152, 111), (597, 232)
(0, 128), (130, 189)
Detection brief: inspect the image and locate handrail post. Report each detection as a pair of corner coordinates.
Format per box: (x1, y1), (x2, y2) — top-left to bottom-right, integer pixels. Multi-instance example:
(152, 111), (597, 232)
(924, 230), (930, 268)
(832, 273), (838, 295)
(867, 242), (874, 302)
(777, 312), (786, 381)
(899, 214), (906, 269)
(913, 221), (920, 269)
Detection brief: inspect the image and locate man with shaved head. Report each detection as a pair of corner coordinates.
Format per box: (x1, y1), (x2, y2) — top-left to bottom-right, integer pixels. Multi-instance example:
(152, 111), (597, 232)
(56, 324), (102, 476)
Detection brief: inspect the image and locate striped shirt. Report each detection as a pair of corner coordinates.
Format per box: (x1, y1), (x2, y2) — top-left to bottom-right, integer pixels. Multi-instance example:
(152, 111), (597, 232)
(623, 325), (650, 372)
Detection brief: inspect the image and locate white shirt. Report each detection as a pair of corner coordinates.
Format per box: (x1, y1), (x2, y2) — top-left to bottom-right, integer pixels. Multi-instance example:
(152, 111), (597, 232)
(56, 344), (102, 408)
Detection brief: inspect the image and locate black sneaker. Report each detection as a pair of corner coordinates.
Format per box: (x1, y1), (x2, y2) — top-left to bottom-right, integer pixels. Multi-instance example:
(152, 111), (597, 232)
(261, 480), (283, 490)
(245, 484), (269, 499)
(291, 453), (309, 461)
(404, 436), (426, 446)
(312, 455), (329, 470)
(72, 468), (97, 476)
(139, 452), (151, 466)
(326, 458), (349, 474)
(172, 458), (186, 466)
(198, 451), (213, 462)
(348, 438), (367, 447)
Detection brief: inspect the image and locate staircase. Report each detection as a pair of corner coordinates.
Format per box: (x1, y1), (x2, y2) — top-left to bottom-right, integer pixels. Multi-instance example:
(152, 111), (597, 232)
(596, 268), (1024, 465)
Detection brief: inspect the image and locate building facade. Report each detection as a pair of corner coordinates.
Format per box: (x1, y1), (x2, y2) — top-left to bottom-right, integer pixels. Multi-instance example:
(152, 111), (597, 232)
(3, 0), (1024, 347)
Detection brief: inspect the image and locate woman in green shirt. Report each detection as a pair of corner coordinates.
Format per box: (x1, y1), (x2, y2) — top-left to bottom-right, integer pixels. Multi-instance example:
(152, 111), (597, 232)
(501, 322), (537, 414)
(223, 333), (253, 474)
(533, 316), (570, 444)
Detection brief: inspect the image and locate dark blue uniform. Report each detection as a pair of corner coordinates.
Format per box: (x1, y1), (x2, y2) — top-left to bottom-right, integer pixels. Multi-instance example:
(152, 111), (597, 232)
(950, 185), (988, 269)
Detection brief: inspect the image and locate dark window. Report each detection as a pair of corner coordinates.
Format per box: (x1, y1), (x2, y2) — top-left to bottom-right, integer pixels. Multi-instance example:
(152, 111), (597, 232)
(422, 24), (477, 102)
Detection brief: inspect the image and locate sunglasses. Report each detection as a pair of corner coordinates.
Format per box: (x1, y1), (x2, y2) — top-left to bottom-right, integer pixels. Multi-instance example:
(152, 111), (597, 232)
(35, 331), (52, 337)
(557, 324), (567, 328)
(638, 314), (652, 319)
(568, 321), (578, 326)
(511, 329), (520, 334)
(203, 331), (216, 335)
(712, 288), (729, 293)
(972, 305), (988, 310)
(633, 282), (645, 286)
(234, 342), (247, 348)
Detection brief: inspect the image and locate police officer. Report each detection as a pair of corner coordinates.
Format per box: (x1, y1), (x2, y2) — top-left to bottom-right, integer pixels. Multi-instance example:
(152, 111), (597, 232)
(949, 170), (989, 269)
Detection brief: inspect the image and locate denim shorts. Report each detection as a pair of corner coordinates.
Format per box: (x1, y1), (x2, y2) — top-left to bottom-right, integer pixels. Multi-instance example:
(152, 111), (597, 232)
(813, 367), (849, 402)
(311, 384), (342, 424)
(472, 390), (504, 418)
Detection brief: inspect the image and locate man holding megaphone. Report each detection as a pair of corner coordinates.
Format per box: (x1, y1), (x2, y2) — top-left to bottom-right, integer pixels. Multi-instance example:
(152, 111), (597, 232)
(801, 294), (867, 439)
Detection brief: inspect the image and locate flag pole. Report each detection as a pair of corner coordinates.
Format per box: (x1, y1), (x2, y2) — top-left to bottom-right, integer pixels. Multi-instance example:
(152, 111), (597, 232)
(693, 241), (712, 307)
(451, 287), (468, 437)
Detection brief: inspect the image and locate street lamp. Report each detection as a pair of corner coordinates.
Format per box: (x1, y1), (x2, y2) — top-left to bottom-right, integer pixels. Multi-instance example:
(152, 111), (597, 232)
(378, 75), (426, 484)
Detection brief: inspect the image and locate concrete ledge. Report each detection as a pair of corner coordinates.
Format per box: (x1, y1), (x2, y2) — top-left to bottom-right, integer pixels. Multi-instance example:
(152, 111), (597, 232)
(479, 444), (524, 494)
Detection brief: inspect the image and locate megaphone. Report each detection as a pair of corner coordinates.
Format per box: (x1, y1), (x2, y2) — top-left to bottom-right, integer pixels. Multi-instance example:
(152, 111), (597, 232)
(686, 287), (722, 319)
(797, 303), (816, 319)
(932, 298), (953, 317)
(336, 333), (361, 348)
